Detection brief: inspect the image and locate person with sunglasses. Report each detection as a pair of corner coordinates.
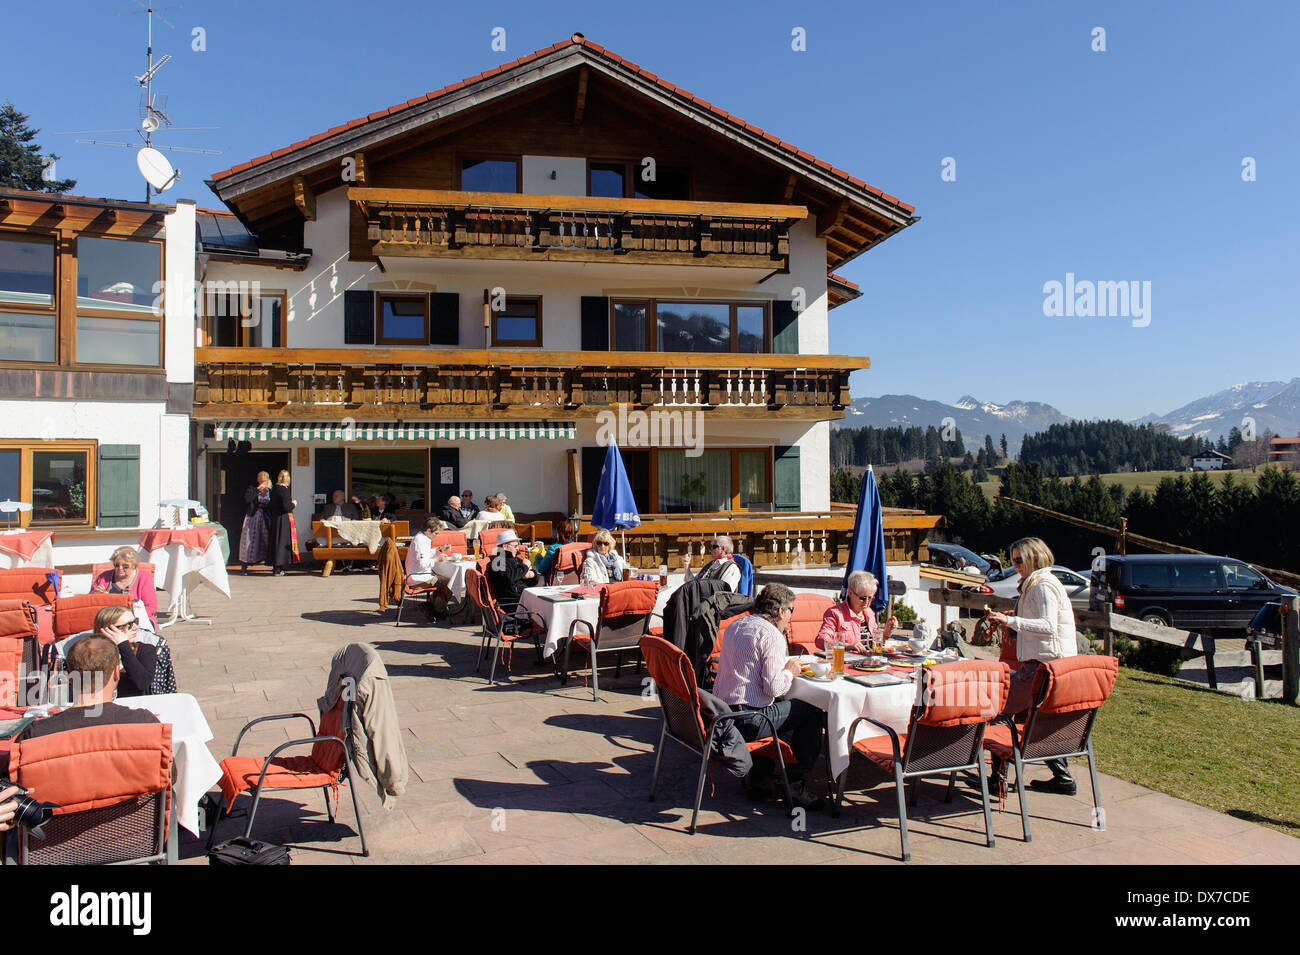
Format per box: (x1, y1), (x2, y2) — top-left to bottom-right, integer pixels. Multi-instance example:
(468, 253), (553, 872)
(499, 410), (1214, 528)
(682, 536), (742, 593)
(93, 605), (158, 699)
(815, 570), (899, 652)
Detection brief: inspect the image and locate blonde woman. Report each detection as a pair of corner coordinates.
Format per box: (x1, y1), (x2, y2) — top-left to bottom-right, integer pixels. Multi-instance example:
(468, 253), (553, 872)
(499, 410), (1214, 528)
(985, 536), (1079, 795)
(267, 469), (298, 576)
(238, 470), (273, 573)
(91, 546), (158, 627)
(580, 529), (625, 585)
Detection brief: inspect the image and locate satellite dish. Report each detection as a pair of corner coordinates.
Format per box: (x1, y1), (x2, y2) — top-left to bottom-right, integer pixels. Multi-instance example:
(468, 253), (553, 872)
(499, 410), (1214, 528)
(136, 146), (178, 191)
(141, 113), (160, 132)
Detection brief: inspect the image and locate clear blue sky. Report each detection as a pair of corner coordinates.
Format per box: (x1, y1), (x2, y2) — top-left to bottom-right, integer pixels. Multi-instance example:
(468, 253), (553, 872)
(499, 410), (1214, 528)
(6, 1), (1296, 421)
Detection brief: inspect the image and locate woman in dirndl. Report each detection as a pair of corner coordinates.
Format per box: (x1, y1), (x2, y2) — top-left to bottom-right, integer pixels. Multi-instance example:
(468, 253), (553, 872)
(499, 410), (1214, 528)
(238, 470), (273, 574)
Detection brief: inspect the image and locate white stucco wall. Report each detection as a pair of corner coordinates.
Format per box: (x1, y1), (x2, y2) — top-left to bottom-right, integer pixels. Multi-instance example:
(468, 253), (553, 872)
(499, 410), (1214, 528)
(164, 200), (197, 383)
(781, 218), (829, 355)
(521, 156), (587, 196)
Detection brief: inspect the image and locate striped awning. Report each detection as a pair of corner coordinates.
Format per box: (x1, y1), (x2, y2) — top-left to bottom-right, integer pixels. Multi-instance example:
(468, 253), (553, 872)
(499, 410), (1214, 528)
(212, 421), (576, 442)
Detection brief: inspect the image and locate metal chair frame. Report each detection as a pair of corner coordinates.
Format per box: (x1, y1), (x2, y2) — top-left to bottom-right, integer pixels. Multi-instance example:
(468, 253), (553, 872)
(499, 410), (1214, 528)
(836, 667), (1002, 862)
(205, 698), (368, 857)
(559, 591), (661, 702)
(471, 571), (545, 684)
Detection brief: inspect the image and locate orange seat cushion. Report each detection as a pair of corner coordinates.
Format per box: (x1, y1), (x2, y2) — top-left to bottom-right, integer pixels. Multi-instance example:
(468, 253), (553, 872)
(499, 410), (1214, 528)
(748, 737), (796, 764)
(646, 625), (664, 637)
(218, 755), (340, 811)
(982, 723), (1014, 759)
(851, 732), (908, 771)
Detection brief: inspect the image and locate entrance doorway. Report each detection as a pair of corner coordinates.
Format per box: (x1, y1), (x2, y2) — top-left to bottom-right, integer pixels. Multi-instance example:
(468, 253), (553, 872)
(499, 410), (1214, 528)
(211, 451), (291, 562)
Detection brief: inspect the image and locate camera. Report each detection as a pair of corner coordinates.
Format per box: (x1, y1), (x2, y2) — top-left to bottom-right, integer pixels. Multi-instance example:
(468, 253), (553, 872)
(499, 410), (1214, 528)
(0, 778), (59, 839)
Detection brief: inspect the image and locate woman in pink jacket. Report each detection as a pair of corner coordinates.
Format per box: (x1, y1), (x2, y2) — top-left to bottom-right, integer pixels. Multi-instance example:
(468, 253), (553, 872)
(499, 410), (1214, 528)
(91, 546), (158, 627)
(815, 570), (898, 652)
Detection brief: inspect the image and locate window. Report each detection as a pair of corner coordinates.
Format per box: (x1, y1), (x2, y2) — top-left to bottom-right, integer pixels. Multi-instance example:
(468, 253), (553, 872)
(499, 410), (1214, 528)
(588, 161), (691, 200)
(208, 290), (287, 348)
(1222, 562), (1266, 589)
(1171, 563), (1221, 591)
(74, 236), (162, 366)
(0, 441), (97, 527)
(610, 298), (769, 353)
(655, 449), (770, 512)
(460, 158), (519, 193)
(0, 233), (57, 362)
(376, 293), (428, 345)
(348, 449), (427, 512)
(492, 295), (542, 347)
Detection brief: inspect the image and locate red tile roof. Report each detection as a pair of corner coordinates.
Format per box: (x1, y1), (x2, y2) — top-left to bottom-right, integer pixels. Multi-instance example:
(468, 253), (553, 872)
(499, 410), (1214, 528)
(827, 272), (860, 290)
(209, 34), (914, 215)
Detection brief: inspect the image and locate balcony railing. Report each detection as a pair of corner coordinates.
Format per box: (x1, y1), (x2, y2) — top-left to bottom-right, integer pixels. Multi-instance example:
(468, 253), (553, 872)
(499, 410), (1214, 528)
(193, 348), (862, 419)
(348, 188), (807, 266)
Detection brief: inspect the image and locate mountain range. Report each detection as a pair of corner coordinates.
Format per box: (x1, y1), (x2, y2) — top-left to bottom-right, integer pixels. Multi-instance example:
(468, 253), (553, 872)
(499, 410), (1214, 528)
(836, 378), (1300, 452)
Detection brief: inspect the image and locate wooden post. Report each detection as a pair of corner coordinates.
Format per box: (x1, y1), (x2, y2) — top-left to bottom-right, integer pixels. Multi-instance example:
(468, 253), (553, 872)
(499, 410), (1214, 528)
(1201, 635), (1217, 691)
(1102, 601), (1114, 656)
(1118, 517), (1127, 556)
(1283, 595), (1299, 705)
(1249, 636), (1266, 700)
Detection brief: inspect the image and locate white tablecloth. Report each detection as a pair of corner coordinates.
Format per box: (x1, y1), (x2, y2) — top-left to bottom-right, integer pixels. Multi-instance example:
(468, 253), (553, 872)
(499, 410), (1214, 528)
(787, 672), (919, 779)
(114, 692), (222, 837)
(519, 584), (674, 659)
(142, 536), (231, 615)
(323, 517), (384, 554)
(433, 558), (477, 599)
(0, 530), (55, 569)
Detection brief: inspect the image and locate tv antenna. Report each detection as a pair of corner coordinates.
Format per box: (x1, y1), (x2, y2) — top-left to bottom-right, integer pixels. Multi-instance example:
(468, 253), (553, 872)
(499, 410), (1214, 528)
(52, 1), (221, 201)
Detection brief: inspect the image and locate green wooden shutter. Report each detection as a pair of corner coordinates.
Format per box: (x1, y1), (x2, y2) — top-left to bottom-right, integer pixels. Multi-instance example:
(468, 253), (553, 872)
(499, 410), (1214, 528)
(772, 299), (799, 354)
(581, 296), (609, 351)
(98, 444), (140, 528)
(773, 445), (801, 512)
(429, 292), (459, 345)
(344, 290), (375, 344)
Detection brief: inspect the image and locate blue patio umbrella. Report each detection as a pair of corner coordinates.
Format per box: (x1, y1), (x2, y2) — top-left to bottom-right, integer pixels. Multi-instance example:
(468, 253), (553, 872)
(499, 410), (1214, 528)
(591, 441), (641, 553)
(842, 465), (889, 614)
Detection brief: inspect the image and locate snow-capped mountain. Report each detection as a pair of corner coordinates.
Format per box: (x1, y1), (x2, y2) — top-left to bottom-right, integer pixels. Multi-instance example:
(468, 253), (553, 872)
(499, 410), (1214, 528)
(1134, 379), (1300, 441)
(835, 394), (1074, 453)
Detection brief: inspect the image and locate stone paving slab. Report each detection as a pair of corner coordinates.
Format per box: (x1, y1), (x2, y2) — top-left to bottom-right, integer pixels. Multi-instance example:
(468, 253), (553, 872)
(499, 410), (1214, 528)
(168, 570), (1300, 865)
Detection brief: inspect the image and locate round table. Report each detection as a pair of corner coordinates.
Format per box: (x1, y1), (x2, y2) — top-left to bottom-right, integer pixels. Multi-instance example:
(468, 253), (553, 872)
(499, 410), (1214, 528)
(0, 530), (55, 569)
(519, 584), (674, 660)
(140, 528), (231, 627)
(786, 666), (919, 779)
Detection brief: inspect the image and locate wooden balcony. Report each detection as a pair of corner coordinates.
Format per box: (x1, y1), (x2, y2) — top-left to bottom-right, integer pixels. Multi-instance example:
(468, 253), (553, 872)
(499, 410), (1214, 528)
(193, 348), (865, 420)
(349, 188), (807, 267)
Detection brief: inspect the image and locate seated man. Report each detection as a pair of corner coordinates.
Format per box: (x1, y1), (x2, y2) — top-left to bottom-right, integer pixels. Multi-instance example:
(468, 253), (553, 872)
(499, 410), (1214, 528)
(459, 490), (481, 522)
(25, 635), (160, 740)
(712, 583), (824, 810)
(369, 495), (393, 522)
(321, 489), (366, 521)
(486, 529), (540, 605)
(405, 516), (449, 588)
(438, 495), (469, 529)
(682, 535), (742, 593)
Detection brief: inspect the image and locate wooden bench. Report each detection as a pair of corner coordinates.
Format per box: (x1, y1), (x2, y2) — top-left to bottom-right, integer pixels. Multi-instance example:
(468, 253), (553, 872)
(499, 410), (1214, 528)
(311, 520), (409, 577)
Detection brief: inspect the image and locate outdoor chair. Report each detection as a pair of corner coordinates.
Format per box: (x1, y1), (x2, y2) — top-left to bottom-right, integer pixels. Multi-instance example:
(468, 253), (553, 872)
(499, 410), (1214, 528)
(467, 568), (545, 684)
(639, 635), (795, 834)
(549, 542), (591, 585)
(788, 593), (834, 655)
(0, 601), (42, 707)
(837, 659), (1009, 861)
(53, 592), (132, 641)
(6, 722), (175, 865)
(478, 528), (508, 558)
(209, 684), (368, 856)
(0, 567), (60, 606)
(983, 655), (1119, 842)
(704, 610), (751, 688)
(431, 530), (468, 554)
(558, 579), (662, 702)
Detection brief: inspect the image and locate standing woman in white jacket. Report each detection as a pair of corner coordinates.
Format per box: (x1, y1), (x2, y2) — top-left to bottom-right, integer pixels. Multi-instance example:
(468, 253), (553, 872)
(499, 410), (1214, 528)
(985, 536), (1079, 795)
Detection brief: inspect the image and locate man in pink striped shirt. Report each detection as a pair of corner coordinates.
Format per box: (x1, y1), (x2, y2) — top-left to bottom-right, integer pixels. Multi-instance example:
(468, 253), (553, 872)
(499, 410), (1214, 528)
(714, 583), (825, 810)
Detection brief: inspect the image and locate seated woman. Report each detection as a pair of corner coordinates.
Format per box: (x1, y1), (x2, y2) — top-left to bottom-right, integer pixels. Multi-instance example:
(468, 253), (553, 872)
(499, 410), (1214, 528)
(475, 494), (507, 524)
(580, 530), (625, 586)
(93, 605), (157, 699)
(535, 521), (576, 582)
(92, 546), (158, 628)
(815, 570), (899, 652)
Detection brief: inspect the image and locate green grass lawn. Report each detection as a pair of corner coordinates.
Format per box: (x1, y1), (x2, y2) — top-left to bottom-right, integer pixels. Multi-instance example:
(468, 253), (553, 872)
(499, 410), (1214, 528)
(977, 468), (1265, 501)
(1091, 668), (1300, 836)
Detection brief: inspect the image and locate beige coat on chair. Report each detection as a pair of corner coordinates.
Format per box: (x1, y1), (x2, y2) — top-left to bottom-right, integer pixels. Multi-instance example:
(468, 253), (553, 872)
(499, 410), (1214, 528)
(318, 642), (409, 808)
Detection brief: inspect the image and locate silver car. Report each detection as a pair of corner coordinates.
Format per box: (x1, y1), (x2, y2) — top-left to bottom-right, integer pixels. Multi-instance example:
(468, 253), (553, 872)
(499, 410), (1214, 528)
(983, 566), (1094, 611)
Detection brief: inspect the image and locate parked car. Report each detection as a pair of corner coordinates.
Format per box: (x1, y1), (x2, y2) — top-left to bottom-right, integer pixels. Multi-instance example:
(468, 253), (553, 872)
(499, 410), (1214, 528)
(925, 542), (990, 576)
(984, 565), (1094, 611)
(1089, 554), (1297, 636)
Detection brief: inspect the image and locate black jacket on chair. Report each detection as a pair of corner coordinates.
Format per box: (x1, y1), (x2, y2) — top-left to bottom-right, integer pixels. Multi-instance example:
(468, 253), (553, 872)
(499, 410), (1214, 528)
(438, 505), (468, 528)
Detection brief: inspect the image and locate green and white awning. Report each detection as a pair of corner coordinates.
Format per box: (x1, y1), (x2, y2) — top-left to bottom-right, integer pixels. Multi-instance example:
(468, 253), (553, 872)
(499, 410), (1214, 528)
(213, 421), (576, 442)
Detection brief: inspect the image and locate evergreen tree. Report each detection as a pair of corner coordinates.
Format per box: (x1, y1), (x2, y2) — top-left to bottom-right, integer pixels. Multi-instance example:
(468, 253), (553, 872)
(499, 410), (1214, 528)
(1000, 433), (1008, 460)
(0, 102), (76, 193)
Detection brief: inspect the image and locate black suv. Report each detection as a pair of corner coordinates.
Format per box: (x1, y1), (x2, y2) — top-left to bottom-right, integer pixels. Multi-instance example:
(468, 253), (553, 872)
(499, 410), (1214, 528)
(1090, 554), (1296, 635)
